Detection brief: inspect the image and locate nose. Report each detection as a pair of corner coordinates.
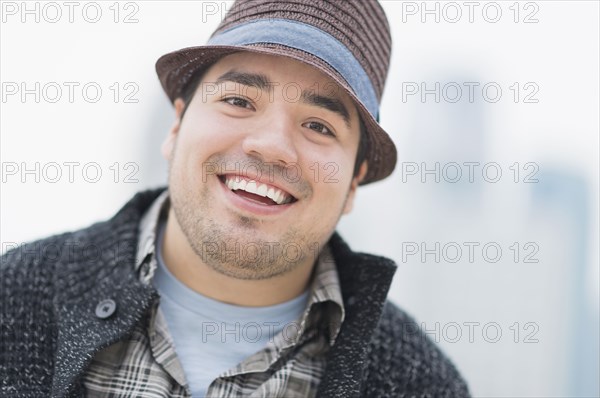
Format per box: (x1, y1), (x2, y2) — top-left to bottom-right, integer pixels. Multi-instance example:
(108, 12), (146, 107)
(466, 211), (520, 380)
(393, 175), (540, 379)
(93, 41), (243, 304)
(241, 111), (299, 167)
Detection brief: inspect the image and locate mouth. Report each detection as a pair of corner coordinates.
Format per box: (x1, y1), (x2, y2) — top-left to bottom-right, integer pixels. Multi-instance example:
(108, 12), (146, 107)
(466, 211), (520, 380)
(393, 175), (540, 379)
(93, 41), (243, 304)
(218, 174), (298, 207)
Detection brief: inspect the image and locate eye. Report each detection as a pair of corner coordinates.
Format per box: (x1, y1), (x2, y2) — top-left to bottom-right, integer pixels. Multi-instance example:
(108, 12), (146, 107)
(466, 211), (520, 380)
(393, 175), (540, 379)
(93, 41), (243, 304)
(222, 96), (254, 110)
(304, 121), (335, 137)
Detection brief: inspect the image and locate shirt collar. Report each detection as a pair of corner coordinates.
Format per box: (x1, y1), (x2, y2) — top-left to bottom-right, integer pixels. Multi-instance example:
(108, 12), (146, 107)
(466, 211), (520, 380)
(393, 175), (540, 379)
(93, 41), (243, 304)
(135, 191), (345, 345)
(135, 190), (170, 276)
(302, 244), (346, 345)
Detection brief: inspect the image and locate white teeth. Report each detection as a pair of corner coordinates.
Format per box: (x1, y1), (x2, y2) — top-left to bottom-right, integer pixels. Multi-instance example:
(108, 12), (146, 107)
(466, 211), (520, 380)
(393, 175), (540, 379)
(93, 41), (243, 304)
(223, 175), (292, 205)
(275, 189), (289, 205)
(245, 181), (257, 194)
(257, 184), (268, 196)
(267, 187), (284, 204)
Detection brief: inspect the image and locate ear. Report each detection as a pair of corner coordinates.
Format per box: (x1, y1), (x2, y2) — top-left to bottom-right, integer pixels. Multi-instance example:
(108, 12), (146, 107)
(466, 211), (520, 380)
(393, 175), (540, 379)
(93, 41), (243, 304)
(161, 98), (185, 161)
(342, 160), (368, 215)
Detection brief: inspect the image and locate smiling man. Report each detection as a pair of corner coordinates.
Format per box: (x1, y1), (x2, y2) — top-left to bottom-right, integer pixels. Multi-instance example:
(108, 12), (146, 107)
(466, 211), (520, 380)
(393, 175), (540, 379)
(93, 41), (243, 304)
(161, 52), (366, 306)
(0, 1), (469, 397)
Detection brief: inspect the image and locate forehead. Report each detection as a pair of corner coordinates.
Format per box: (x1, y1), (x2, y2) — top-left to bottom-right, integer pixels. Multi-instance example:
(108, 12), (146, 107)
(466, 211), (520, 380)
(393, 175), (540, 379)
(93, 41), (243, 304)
(207, 51), (331, 81)
(203, 52), (358, 110)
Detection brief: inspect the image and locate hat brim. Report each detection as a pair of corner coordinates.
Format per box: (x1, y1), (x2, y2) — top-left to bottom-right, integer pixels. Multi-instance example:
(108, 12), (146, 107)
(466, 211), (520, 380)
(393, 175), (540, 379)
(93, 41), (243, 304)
(156, 44), (397, 185)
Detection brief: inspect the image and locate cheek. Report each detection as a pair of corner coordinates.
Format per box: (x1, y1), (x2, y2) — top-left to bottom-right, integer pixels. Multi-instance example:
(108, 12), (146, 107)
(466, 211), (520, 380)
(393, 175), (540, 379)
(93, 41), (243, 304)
(181, 108), (234, 144)
(301, 145), (355, 190)
(176, 111), (242, 166)
(300, 151), (355, 224)
(171, 119), (231, 190)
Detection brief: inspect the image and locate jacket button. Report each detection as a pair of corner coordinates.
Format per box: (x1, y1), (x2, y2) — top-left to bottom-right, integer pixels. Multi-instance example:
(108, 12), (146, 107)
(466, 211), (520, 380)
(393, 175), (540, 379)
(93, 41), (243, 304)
(95, 299), (117, 319)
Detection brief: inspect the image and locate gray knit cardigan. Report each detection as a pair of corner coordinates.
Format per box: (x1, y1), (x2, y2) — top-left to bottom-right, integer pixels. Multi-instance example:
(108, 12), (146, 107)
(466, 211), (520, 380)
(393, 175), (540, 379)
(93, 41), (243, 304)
(0, 188), (470, 397)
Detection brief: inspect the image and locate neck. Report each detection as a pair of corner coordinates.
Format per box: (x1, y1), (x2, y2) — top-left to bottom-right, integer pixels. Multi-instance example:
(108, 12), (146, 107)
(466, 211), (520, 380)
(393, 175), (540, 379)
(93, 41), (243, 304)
(160, 208), (315, 307)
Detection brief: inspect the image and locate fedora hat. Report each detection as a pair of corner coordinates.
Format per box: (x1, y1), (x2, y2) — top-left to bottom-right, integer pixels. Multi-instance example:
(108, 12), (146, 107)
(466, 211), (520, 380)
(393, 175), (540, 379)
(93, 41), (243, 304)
(156, 0), (397, 185)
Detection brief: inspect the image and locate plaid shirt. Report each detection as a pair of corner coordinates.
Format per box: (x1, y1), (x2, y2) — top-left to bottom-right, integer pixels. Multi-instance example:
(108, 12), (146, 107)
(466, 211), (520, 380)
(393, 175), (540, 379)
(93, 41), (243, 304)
(82, 191), (345, 397)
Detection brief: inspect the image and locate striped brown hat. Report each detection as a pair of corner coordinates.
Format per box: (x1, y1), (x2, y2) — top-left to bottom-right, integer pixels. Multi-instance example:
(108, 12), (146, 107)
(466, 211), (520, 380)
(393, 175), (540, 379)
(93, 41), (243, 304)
(156, 0), (396, 184)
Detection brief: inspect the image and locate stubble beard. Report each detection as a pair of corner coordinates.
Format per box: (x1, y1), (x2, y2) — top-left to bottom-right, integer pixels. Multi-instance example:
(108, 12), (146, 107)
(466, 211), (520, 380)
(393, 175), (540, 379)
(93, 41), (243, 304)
(167, 158), (334, 281)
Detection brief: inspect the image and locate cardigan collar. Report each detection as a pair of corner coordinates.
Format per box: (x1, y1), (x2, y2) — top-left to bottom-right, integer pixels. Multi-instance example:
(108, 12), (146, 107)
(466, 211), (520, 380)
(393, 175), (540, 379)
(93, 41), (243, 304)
(50, 188), (397, 397)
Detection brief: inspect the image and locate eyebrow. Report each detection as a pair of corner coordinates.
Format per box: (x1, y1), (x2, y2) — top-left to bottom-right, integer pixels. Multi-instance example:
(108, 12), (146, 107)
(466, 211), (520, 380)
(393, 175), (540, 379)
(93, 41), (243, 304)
(215, 70), (352, 128)
(215, 70), (272, 91)
(301, 91), (350, 127)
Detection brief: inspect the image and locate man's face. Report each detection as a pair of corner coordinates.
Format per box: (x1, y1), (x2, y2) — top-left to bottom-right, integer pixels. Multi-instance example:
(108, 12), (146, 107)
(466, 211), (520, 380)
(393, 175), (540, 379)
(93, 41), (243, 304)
(162, 52), (367, 280)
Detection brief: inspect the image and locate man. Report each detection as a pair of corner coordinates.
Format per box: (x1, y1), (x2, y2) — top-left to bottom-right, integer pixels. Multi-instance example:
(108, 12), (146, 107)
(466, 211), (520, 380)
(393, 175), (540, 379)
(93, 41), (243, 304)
(1, 0), (470, 397)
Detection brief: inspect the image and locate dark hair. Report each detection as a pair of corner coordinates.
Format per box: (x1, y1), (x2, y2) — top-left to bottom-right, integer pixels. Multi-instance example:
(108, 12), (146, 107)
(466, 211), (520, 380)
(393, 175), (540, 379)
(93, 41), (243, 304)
(178, 69), (369, 178)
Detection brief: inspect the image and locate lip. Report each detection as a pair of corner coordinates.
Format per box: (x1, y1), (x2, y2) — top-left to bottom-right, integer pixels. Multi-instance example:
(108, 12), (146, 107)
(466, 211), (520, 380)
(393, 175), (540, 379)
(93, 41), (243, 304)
(218, 175), (296, 216)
